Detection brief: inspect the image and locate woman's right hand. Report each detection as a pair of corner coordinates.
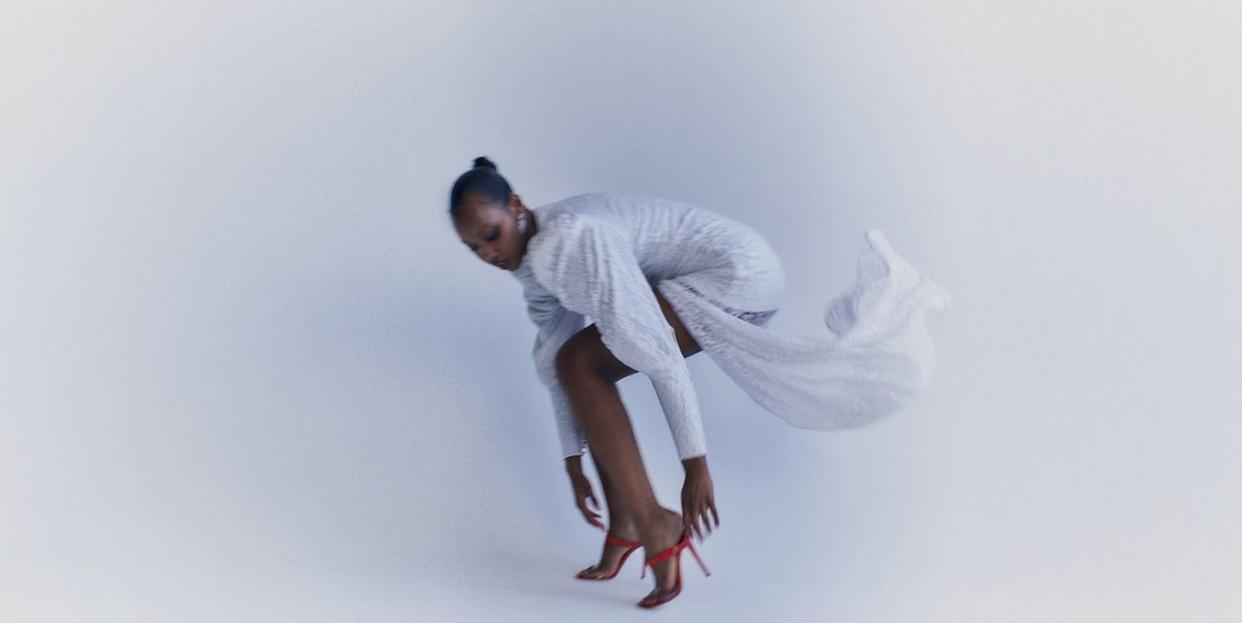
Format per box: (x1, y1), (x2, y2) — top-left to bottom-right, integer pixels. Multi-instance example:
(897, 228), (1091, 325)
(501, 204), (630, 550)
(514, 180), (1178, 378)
(566, 456), (606, 530)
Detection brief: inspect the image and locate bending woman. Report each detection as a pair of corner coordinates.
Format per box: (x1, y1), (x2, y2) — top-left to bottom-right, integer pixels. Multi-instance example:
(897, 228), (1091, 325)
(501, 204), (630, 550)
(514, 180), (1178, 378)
(448, 156), (951, 609)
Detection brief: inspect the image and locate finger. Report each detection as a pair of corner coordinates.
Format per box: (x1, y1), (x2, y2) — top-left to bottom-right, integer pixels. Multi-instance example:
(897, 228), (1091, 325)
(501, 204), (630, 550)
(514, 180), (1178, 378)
(577, 502), (604, 527)
(710, 500), (720, 528)
(589, 493), (600, 512)
(702, 509), (712, 535)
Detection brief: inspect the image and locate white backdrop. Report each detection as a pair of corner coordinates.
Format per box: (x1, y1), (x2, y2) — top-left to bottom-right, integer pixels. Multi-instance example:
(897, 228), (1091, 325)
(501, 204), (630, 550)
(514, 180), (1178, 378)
(3, 1), (1239, 621)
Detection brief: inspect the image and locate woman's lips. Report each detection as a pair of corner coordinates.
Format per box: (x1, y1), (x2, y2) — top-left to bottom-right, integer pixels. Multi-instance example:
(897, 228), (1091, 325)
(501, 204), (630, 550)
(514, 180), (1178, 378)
(496, 259), (510, 268)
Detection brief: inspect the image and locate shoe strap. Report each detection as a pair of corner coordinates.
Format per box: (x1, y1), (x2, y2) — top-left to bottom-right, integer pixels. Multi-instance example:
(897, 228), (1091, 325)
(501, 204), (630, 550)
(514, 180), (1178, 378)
(640, 530), (690, 579)
(640, 544), (684, 579)
(605, 533), (641, 548)
(643, 541), (685, 568)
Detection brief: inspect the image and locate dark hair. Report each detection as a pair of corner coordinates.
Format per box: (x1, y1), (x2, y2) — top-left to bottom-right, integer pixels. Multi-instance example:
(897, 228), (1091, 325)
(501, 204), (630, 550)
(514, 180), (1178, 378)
(449, 156), (513, 220)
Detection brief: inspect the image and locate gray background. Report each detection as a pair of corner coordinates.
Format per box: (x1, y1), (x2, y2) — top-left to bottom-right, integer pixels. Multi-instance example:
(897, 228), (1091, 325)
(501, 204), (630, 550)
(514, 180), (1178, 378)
(3, 1), (1239, 621)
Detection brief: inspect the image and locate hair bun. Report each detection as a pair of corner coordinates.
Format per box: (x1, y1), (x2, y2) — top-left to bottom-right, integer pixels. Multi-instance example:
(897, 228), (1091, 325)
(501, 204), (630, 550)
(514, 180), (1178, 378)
(472, 156), (498, 171)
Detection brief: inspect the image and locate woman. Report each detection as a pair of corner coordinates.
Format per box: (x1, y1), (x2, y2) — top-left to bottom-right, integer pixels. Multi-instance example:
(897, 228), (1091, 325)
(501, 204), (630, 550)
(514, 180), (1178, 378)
(449, 156), (950, 609)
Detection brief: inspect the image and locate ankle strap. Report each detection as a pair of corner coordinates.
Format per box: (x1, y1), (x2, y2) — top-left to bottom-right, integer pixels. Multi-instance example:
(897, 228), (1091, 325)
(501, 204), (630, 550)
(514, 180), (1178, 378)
(643, 541), (684, 569)
(640, 540), (685, 580)
(605, 533), (641, 547)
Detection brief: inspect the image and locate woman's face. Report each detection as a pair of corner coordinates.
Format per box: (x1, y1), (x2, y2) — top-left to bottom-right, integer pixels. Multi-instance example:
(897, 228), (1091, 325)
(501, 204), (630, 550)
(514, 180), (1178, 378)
(454, 192), (529, 271)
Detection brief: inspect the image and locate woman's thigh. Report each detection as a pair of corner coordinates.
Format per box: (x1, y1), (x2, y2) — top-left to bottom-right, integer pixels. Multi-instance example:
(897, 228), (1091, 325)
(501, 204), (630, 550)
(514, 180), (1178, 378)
(558, 287), (702, 384)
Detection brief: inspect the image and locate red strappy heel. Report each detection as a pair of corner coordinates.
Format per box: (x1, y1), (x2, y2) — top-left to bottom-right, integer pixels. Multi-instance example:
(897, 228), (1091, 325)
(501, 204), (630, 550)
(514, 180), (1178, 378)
(637, 528), (711, 608)
(575, 533), (642, 580)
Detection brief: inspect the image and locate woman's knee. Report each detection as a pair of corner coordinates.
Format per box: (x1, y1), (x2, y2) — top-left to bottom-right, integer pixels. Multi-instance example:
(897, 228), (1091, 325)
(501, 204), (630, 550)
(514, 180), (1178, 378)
(556, 327), (634, 384)
(555, 332), (594, 381)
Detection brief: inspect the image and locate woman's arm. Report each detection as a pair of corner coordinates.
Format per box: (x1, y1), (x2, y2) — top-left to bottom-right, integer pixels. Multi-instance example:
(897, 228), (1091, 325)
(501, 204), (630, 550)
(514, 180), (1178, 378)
(525, 287), (611, 528)
(524, 285), (589, 459)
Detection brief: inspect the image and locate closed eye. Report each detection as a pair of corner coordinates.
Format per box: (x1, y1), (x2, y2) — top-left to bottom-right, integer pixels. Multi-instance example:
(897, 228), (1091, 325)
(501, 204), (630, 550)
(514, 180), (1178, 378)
(464, 226), (500, 251)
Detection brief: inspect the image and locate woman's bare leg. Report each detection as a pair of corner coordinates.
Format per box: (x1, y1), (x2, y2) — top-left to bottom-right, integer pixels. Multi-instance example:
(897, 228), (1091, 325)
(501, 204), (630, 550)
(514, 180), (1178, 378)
(558, 346), (684, 593)
(576, 444), (642, 578)
(557, 287), (702, 596)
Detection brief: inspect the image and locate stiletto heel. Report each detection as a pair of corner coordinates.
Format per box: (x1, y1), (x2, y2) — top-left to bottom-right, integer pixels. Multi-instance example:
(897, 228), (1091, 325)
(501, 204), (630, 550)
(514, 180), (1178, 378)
(637, 529), (710, 608)
(575, 533), (642, 580)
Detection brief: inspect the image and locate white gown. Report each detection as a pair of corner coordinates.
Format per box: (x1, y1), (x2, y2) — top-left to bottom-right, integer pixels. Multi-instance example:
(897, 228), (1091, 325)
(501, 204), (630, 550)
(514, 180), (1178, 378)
(511, 192), (951, 461)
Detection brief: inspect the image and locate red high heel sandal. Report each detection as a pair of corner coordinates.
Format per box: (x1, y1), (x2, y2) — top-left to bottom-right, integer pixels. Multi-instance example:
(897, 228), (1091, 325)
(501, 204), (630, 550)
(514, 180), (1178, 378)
(575, 533), (642, 580)
(637, 529), (711, 608)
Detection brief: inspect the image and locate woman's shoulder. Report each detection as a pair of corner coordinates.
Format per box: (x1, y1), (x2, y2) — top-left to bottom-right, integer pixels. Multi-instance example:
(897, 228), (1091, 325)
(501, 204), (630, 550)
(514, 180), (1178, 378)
(534, 190), (699, 218)
(530, 200), (622, 245)
(524, 208), (631, 291)
(530, 192), (613, 223)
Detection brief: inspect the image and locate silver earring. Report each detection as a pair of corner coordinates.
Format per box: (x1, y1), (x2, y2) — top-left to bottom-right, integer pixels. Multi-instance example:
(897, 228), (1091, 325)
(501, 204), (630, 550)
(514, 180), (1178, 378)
(517, 211), (528, 234)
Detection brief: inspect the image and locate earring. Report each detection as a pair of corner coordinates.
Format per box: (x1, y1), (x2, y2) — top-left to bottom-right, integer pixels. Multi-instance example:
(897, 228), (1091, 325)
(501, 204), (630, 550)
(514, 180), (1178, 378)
(517, 211), (528, 234)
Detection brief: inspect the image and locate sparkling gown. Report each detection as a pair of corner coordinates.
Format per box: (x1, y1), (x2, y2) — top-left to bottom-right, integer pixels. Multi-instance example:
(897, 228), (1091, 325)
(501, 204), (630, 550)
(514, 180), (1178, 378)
(510, 192), (951, 460)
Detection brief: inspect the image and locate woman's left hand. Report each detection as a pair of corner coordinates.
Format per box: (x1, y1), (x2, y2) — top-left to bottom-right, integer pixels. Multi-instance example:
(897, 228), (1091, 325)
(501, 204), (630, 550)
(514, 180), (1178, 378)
(680, 455), (719, 541)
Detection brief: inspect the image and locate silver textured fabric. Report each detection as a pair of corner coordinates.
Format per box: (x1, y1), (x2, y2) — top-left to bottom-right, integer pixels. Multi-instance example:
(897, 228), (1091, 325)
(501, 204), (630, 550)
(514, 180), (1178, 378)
(511, 192), (950, 460)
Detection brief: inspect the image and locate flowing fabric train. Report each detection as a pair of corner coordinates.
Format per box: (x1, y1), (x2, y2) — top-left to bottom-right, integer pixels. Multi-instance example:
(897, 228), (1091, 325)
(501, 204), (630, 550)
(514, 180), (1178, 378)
(655, 230), (952, 431)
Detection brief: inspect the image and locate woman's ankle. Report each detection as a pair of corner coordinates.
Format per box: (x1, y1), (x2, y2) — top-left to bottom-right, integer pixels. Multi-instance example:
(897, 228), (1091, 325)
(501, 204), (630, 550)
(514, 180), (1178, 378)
(637, 507), (681, 535)
(608, 516), (640, 536)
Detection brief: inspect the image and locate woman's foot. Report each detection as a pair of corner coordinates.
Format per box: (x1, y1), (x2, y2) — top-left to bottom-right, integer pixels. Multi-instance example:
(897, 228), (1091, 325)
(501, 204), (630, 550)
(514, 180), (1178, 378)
(640, 508), (688, 602)
(576, 522), (642, 580)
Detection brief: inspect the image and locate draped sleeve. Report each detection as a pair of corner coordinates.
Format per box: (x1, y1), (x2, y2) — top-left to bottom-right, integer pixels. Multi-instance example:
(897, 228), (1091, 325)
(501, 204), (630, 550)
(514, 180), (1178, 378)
(523, 283), (589, 459)
(526, 212), (707, 460)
